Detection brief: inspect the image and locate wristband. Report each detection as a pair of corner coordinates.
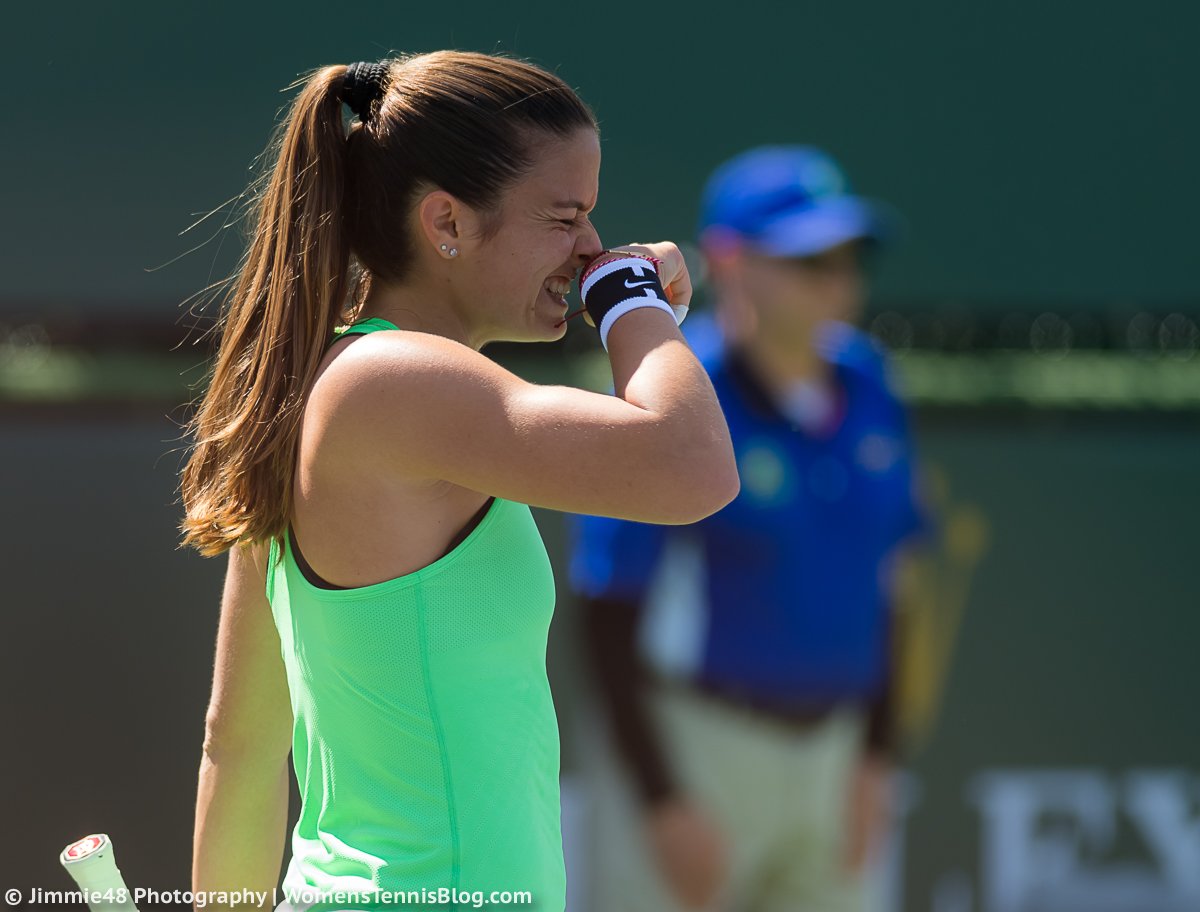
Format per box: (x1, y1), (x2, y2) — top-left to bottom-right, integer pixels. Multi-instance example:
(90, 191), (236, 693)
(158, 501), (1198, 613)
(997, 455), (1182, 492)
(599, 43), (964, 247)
(579, 256), (681, 351)
(579, 249), (664, 288)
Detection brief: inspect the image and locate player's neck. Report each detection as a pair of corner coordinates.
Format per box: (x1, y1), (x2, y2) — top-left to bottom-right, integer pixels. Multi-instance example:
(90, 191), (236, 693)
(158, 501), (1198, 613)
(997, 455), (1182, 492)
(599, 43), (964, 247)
(359, 275), (480, 350)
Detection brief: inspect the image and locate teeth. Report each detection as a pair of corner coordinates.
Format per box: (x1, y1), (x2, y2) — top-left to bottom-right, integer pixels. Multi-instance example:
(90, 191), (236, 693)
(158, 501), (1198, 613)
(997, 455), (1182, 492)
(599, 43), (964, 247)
(546, 278), (571, 296)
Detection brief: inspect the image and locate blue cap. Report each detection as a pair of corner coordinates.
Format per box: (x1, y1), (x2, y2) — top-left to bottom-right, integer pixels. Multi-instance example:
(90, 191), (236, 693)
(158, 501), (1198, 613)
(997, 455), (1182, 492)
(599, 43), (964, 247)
(698, 145), (895, 257)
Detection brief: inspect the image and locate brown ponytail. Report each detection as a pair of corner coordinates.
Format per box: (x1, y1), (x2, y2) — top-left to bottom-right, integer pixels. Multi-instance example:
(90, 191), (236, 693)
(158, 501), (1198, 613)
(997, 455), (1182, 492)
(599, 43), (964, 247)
(180, 65), (354, 556)
(180, 52), (595, 557)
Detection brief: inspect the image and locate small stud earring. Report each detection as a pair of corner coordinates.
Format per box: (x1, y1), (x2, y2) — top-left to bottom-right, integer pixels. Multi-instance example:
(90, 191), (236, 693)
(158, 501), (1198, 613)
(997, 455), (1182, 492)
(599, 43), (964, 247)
(439, 244), (448, 252)
(449, 248), (458, 257)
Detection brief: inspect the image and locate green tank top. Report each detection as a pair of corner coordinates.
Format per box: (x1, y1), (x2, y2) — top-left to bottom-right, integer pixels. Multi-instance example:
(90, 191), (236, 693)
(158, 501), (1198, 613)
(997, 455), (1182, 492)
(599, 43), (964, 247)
(267, 317), (563, 911)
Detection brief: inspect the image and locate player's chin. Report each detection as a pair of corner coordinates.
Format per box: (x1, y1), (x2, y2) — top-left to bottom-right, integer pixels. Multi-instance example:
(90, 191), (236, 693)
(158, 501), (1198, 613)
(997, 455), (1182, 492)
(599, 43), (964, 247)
(522, 317), (568, 344)
(497, 312), (568, 344)
(544, 310), (570, 341)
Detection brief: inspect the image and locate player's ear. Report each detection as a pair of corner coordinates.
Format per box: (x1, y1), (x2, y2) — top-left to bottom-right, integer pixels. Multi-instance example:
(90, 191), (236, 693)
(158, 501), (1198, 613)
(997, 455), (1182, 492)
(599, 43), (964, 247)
(416, 189), (485, 257)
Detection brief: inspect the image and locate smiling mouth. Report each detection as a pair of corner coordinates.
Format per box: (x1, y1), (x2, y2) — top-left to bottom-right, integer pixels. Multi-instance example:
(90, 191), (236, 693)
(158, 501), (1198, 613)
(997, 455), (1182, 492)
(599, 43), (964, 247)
(545, 271), (580, 328)
(545, 275), (573, 300)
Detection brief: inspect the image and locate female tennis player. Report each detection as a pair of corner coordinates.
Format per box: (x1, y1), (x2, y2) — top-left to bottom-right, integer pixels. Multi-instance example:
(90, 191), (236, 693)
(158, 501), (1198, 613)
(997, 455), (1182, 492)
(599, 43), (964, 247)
(181, 51), (738, 911)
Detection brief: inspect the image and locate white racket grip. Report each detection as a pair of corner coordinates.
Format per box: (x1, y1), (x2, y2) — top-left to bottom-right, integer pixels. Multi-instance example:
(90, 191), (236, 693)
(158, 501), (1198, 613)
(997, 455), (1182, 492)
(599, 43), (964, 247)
(60, 835), (139, 912)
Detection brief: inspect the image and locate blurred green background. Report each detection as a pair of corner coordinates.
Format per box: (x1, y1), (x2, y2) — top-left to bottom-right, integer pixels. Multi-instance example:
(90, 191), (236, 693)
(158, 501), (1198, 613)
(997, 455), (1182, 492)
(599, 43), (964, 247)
(4, 0), (1199, 312)
(3, 2), (1197, 910)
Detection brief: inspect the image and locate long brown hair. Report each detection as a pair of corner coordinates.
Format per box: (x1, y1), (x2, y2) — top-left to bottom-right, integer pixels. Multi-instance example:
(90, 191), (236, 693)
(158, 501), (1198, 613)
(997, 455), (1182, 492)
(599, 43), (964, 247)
(180, 52), (595, 556)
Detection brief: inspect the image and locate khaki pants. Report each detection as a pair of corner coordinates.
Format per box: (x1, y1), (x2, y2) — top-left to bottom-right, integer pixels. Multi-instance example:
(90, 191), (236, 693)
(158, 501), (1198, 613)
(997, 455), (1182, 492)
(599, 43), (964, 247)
(576, 683), (866, 912)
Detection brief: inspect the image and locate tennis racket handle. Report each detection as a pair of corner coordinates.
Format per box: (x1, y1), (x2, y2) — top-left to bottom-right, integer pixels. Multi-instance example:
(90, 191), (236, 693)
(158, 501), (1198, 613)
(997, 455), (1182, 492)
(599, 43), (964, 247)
(60, 834), (139, 912)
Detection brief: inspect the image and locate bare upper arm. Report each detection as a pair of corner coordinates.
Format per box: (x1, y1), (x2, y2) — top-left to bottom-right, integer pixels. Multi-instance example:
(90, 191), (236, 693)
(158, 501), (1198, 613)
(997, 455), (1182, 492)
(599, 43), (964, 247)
(318, 329), (737, 524)
(203, 540), (293, 761)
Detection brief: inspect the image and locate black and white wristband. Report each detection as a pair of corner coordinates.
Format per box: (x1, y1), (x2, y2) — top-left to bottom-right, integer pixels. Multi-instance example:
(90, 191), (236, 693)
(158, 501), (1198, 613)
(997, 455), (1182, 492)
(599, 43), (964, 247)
(579, 257), (684, 351)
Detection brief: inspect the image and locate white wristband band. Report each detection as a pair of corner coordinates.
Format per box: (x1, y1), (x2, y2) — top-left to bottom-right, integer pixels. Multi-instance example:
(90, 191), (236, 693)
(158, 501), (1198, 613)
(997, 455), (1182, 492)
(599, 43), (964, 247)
(598, 297), (679, 351)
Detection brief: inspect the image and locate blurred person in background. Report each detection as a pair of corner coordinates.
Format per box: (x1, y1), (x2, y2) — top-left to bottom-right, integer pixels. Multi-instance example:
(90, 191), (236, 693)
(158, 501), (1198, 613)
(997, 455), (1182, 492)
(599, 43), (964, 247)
(569, 146), (929, 912)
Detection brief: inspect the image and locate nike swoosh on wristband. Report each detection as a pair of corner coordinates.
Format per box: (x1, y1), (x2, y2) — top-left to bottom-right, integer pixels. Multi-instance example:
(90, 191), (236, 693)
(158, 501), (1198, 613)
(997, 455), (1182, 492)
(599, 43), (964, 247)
(624, 279), (654, 288)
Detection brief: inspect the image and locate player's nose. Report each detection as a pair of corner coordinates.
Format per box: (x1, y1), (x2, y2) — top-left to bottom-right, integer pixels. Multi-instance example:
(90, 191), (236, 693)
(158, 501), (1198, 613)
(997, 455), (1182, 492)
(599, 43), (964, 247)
(573, 221), (603, 269)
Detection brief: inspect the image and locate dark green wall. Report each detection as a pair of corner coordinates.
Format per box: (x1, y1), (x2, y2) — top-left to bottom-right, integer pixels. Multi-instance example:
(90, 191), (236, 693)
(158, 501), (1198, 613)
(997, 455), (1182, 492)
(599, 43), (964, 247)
(4, 0), (1197, 316)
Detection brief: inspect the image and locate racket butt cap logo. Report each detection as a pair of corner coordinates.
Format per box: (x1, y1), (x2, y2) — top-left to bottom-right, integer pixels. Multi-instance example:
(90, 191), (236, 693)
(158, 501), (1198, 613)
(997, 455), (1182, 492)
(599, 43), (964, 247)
(61, 833), (110, 864)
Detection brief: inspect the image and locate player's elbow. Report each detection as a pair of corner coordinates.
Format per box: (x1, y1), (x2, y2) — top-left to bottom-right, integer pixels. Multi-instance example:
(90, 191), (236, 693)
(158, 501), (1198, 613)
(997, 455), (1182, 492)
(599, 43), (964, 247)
(655, 438), (740, 524)
(709, 458), (741, 513)
(201, 711), (291, 767)
(676, 467), (740, 523)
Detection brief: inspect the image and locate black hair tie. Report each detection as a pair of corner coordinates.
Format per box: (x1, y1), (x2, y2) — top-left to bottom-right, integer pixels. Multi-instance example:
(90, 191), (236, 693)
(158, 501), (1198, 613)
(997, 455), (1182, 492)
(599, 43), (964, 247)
(341, 61), (390, 122)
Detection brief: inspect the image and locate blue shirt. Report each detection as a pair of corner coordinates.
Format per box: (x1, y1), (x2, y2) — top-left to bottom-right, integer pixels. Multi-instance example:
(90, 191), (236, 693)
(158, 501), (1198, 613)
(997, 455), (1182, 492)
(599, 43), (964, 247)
(568, 319), (926, 709)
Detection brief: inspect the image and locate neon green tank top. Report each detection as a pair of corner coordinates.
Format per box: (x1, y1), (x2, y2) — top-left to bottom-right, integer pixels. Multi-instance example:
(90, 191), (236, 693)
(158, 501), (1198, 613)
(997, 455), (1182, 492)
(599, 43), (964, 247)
(266, 318), (563, 911)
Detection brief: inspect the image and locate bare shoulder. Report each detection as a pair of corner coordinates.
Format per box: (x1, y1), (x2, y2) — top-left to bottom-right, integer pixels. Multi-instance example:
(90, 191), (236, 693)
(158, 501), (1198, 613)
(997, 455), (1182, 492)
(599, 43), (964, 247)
(304, 330), (519, 480)
(316, 329), (508, 407)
